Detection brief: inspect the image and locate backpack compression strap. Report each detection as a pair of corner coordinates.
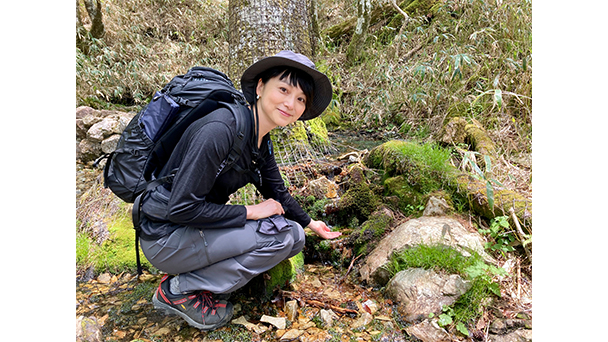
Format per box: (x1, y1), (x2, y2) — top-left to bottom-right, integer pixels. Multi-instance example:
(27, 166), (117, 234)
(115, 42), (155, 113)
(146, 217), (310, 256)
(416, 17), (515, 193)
(132, 174), (175, 276)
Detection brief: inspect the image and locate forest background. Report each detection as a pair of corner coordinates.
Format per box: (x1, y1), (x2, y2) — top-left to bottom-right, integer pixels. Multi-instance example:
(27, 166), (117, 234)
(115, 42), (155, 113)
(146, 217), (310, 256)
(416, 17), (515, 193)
(1, 1), (607, 341)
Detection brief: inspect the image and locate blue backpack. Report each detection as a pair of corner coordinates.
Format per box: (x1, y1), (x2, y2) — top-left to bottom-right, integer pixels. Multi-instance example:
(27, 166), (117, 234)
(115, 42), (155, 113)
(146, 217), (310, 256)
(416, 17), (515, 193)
(98, 67), (253, 274)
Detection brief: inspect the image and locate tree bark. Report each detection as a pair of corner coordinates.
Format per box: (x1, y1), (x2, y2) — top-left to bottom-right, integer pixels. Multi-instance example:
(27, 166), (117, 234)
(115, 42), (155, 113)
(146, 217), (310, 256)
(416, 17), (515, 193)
(228, 0), (317, 85)
(76, 0), (105, 54)
(346, 0), (372, 65)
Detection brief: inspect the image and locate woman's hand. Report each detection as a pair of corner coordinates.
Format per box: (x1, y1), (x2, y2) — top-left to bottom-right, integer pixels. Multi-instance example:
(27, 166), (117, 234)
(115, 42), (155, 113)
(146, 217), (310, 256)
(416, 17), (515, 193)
(308, 220), (341, 240)
(245, 198), (285, 220)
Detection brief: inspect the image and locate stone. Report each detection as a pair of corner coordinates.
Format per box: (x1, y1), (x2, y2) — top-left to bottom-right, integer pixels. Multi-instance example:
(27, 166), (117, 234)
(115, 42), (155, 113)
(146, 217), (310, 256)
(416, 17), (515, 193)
(307, 176), (339, 199)
(87, 116), (122, 142)
(488, 329), (532, 342)
(76, 106), (98, 119)
(261, 315), (286, 330)
(405, 319), (451, 342)
(101, 134), (121, 154)
(285, 300), (299, 321)
(422, 196), (453, 216)
(351, 312), (373, 329)
(280, 328), (304, 341)
(360, 216), (494, 286)
(385, 268), (471, 323)
(76, 316), (103, 342)
(97, 273), (112, 284)
(78, 139), (102, 163)
(319, 309), (339, 327)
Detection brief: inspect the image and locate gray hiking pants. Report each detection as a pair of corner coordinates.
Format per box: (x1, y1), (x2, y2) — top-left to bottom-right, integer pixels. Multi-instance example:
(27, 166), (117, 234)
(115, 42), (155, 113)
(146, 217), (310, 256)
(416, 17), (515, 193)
(139, 217), (305, 294)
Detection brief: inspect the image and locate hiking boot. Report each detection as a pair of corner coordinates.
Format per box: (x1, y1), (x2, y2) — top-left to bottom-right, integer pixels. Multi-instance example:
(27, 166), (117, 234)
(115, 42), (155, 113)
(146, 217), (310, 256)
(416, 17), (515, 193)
(152, 275), (233, 330)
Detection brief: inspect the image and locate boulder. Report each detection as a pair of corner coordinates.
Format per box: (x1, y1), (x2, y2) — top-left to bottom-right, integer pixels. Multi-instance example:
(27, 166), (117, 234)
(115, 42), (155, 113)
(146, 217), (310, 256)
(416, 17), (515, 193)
(359, 216), (493, 286)
(76, 316), (103, 342)
(385, 268), (471, 322)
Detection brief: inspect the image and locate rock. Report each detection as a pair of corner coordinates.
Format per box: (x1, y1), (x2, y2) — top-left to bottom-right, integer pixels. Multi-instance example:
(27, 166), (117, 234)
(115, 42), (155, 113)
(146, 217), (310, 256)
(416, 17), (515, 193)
(87, 116), (123, 142)
(82, 114), (102, 128)
(285, 300), (299, 321)
(76, 316), (103, 342)
(78, 139), (102, 163)
(422, 196), (453, 216)
(76, 106), (98, 119)
(360, 216), (494, 286)
(280, 328), (304, 341)
(97, 273), (112, 284)
(232, 316), (267, 334)
(488, 329), (532, 342)
(385, 268), (471, 323)
(489, 318), (532, 334)
(351, 312), (373, 329)
(261, 315), (286, 330)
(101, 134), (121, 154)
(307, 176), (339, 199)
(319, 309), (339, 327)
(405, 319), (451, 342)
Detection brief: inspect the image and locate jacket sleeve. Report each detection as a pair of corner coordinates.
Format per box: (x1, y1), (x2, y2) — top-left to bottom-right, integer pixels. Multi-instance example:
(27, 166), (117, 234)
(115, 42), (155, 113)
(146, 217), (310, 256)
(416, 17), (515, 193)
(165, 118), (248, 229)
(256, 138), (312, 228)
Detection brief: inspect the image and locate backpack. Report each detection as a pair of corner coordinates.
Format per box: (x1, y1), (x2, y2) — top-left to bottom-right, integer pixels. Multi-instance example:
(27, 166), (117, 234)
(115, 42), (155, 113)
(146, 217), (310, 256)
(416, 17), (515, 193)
(98, 67), (253, 275)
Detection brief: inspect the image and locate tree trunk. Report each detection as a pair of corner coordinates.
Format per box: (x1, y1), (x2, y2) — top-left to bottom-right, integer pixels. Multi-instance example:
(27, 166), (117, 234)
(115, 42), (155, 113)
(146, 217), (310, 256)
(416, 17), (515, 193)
(228, 0), (317, 86)
(346, 0), (372, 65)
(76, 0), (105, 54)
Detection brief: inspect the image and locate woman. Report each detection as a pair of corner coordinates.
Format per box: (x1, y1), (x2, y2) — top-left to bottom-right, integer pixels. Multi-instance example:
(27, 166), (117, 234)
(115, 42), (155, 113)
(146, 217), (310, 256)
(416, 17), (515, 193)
(138, 50), (341, 331)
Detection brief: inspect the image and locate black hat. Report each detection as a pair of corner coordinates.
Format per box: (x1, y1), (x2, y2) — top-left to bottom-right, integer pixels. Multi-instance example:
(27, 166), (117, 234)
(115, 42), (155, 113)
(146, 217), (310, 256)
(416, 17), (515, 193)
(241, 50), (333, 121)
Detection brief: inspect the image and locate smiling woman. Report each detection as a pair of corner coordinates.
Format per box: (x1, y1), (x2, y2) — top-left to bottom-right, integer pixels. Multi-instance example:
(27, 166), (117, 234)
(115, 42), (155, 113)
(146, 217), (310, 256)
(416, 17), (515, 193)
(136, 50), (340, 331)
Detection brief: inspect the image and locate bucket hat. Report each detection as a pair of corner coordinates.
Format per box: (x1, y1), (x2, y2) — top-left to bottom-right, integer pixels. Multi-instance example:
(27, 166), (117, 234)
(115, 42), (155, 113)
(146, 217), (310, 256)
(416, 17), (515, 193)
(241, 50), (333, 121)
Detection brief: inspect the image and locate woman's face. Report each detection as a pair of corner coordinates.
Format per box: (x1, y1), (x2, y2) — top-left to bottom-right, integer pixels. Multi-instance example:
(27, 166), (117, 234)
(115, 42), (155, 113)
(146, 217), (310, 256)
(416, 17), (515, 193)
(255, 75), (307, 128)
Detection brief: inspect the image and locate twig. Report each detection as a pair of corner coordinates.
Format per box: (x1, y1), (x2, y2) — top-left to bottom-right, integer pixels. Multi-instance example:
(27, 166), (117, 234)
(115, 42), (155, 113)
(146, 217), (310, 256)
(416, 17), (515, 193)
(280, 290), (358, 315)
(341, 253), (364, 283)
(510, 207), (531, 262)
(391, 0), (410, 22)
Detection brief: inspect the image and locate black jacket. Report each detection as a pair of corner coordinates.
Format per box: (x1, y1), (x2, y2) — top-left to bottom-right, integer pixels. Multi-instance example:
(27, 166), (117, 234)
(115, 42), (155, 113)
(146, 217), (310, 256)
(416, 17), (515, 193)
(139, 107), (311, 240)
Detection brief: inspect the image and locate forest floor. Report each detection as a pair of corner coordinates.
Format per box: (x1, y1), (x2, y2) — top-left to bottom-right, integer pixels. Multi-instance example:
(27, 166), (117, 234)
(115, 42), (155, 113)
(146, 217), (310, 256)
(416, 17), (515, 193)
(76, 263), (413, 342)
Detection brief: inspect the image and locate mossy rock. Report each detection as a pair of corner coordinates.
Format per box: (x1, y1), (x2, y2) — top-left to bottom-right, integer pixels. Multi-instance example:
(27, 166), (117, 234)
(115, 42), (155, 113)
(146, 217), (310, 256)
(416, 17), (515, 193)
(383, 175), (425, 211)
(337, 169), (381, 225)
(244, 252), (305, 300)
(265, 252), (305, 293)
(347, 207), (395, 257)
(364, 140), (452, 194)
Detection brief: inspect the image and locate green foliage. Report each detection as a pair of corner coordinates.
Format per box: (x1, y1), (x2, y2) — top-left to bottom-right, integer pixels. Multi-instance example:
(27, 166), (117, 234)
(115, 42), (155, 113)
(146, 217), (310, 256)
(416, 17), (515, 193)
(460, 151), (502, 208)
(478, 215), (516, 255)
(324, 0), (531, 154)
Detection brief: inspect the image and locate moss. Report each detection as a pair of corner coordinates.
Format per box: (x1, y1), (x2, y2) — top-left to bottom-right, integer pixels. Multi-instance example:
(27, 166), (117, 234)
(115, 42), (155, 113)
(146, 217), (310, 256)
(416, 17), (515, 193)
(306, 116), (330, 145)
(364, 140), (452, 193)
(383, 175), (424, 211)
(338, 180), (380, 224)
(264, 252), (305, 294)
(349, 208), (394, 256)
(77, 209), (154, 275)
(465, 122), (496, 157)
(451, 172), (532, 230)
